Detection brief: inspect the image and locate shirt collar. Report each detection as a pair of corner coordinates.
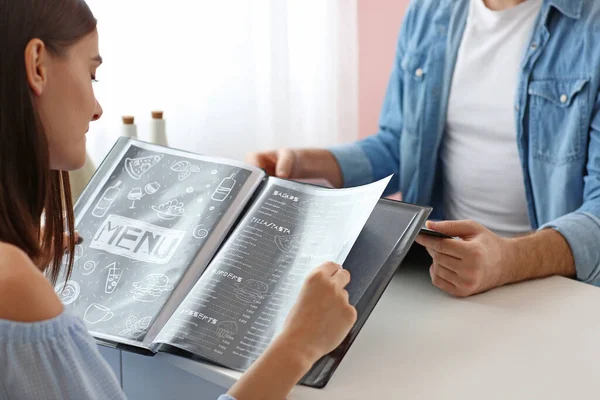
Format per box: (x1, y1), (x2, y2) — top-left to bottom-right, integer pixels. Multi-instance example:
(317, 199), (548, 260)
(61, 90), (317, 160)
(547, 0), (583, 19)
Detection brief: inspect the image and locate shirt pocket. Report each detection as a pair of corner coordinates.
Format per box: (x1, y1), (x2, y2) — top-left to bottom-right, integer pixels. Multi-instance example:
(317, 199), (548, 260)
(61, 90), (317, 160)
(401, 50), (430, 132)
(527, 78), (589, 165)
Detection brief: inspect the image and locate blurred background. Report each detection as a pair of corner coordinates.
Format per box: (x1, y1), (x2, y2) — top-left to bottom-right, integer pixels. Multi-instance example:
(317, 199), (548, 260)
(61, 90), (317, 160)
(84, 0), (408, 164)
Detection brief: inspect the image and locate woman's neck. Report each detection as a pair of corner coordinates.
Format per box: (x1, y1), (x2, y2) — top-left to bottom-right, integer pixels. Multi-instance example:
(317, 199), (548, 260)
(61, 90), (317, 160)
(483, 0), (528, 11)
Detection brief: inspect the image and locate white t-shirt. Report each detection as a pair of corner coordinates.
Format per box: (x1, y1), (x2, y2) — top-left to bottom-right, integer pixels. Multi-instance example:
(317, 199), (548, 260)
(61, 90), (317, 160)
(441, 0), (543, 237)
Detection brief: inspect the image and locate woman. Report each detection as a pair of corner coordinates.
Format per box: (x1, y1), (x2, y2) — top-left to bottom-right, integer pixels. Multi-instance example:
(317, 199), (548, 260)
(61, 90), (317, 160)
(0, 1), (357, 399)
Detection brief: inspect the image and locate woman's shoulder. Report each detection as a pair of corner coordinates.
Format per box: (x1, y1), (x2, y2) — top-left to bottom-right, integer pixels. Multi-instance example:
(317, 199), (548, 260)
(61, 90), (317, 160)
(0, 242), (63, 322)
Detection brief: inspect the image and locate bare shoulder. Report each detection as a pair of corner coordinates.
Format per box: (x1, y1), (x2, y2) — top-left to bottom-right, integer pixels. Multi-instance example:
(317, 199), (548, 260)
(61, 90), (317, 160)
(0, 242), (63, 322)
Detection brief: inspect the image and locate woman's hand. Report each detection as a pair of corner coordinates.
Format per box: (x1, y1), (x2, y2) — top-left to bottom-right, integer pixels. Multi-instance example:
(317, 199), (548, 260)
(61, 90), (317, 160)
(279, 262), (357, 363)
(227, 262), (356, 400)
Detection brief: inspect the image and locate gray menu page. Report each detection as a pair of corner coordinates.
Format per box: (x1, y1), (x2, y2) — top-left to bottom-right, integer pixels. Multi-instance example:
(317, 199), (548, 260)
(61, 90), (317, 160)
(57, 141), (263, 347)
(154, 176), (391, 369)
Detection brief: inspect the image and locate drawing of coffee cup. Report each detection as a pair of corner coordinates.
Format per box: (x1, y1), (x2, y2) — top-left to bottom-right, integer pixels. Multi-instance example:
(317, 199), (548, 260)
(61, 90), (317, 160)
(84, 303), (114, 325)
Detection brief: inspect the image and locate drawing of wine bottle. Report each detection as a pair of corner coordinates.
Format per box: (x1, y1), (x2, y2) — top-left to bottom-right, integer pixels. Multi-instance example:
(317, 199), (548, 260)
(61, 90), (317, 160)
(92, 181), (123, 218)
(211, 173), (236, 202)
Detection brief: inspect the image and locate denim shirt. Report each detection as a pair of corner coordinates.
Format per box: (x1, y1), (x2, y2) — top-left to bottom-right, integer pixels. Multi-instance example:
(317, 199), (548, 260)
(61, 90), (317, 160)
(330, 0), (600, 285)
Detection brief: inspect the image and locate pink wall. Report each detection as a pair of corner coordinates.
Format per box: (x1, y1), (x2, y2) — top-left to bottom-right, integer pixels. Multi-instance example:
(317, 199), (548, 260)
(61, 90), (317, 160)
(358, 0), (410, 139)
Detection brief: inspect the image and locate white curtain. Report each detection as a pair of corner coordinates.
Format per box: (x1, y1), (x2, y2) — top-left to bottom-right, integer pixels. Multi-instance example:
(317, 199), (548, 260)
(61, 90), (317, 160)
(85, 0), (358, 165)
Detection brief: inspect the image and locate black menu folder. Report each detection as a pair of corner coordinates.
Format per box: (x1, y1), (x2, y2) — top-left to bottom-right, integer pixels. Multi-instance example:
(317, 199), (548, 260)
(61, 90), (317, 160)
(58, 137), (430, 388)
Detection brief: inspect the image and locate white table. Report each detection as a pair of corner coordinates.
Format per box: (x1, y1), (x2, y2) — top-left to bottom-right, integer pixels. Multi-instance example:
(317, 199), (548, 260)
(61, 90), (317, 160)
(102, 250), (600, 399)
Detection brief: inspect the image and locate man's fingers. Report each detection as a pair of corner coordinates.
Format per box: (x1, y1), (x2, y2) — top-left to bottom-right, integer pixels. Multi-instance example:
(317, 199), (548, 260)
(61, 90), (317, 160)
(429, 265), (465, 297)
(426, 248), (463, 275)
(426, 220), (481, 238)
(430, 261), (462, 286)
(276, 149), (295, 178)
(415, 235), (467, 259)
(245, 151), (278, 174)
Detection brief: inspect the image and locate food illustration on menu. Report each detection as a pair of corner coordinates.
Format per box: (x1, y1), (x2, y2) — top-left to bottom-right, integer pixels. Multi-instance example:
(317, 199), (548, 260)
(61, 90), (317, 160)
(234, 280), (271, 304)
(125, 154), (163, 180)
(212, 173), (236, 202)
(92, 181), (122, 218)
(131, 274), (174, 303)
(57, 137), (429, 388)
(152, 199), (185, 220)
(104, 262), (123, 294)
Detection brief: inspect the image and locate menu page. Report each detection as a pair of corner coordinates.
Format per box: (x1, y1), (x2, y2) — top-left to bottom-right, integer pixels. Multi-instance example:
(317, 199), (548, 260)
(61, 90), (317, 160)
(57, 140), (263, 346)
(154, 176), (391, 369)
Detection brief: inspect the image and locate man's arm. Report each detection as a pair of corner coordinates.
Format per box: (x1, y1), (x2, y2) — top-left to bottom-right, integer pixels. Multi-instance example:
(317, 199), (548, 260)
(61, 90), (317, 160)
(506, 228), (576, 283)
(536, 89), (600, 285)
(327, 31), (407, 193)
(303, 5), (417, 193)
(415, 86), (600, 297)
(414, 220), (577, 298)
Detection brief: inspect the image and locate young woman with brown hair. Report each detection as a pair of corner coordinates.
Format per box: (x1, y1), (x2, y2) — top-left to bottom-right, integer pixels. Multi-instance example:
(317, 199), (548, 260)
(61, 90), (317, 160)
(0, 1), (357, 399)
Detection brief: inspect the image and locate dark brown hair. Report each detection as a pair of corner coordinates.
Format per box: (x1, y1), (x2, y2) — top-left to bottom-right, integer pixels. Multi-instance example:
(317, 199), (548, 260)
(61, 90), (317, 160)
(0, 0), (97, 283)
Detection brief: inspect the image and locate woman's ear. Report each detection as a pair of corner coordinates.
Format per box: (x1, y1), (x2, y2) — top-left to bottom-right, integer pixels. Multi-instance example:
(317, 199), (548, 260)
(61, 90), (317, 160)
(24, 38), (49, 97)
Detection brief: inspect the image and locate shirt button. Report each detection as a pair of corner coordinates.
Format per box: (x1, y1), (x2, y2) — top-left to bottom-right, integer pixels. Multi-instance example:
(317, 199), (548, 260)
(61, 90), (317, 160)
(415, 68), (424, 78)
(560, 94), (568, 103)
(515, 105), (520, 112)
(531, 42), (538, 50)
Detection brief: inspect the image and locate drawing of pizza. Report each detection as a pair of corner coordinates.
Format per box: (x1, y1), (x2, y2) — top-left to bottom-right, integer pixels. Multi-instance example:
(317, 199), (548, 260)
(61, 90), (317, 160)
(125, 155), (163, 180)
(274, 234), (304, 253)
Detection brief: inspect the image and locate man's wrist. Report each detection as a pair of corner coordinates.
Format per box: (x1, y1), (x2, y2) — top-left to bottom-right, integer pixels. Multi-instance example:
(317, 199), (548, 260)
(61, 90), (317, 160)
(295, 149), (343, 188)
(504, 229), (576, 284)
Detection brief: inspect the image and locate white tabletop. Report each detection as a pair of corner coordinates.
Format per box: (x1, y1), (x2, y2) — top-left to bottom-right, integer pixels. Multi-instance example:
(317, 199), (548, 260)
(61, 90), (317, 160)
(162, 256), (600, 400)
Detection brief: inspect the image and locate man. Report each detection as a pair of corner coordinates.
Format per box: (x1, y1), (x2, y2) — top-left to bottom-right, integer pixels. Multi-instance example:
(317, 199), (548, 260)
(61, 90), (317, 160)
(246, 0), (600, 297)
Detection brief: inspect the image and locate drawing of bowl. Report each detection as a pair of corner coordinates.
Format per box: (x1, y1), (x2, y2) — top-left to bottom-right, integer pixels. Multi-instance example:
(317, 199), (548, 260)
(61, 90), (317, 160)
(152, 199), (184, 220)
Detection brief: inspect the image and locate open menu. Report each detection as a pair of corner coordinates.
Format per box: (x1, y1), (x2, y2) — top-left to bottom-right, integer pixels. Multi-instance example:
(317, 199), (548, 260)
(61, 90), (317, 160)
(58, 138), (431, 388)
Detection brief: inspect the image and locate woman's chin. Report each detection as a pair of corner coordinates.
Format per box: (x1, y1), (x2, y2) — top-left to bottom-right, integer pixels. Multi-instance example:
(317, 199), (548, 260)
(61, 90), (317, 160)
(50, 148), (87, 171)
(69, 139), (88, 171)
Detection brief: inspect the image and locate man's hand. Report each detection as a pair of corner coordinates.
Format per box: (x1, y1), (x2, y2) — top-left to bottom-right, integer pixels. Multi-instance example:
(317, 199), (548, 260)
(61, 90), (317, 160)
(245, 149), (300, 179)
(415, 220), (513, 297)
(245, 148), (344, 188)
(415, 220), (577, 297)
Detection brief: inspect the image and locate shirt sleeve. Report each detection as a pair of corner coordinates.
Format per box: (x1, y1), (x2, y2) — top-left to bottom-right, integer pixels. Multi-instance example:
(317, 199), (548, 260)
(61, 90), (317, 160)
(328, 2), (416, 196)
(0, 313), (125, 400)
(540, 90), (600, 285)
